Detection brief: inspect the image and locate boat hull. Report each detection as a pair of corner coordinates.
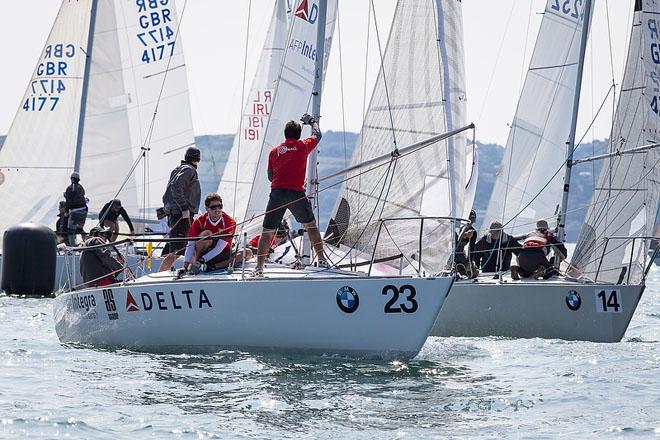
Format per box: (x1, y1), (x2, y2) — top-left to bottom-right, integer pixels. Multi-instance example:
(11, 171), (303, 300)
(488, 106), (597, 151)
(431, 279), (644, 342)
(53, 272), (453, 359)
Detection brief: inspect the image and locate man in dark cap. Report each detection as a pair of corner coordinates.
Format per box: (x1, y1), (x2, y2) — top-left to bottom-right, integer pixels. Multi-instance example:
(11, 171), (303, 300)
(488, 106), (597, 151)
(472, 221), (521, 274)
(80, 226), (123, 287)
(64, 171), (88, 246)
(99, 199), (135, 242)
(159, 146), (202, 271)
(454, 210), (477, 277)
(55, 201), (68, 244)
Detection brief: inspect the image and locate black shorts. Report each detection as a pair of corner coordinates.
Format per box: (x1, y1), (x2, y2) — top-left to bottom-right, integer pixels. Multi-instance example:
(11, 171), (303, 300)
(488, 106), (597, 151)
(167, 213), (191, 254)
(263, 188), (315, 230)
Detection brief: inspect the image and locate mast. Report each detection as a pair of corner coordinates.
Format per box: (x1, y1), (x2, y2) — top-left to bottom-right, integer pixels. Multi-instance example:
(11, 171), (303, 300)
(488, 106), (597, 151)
(302, 0), (327, 265)
(556, 0), (593, 242)
(73, 0), (99, 174)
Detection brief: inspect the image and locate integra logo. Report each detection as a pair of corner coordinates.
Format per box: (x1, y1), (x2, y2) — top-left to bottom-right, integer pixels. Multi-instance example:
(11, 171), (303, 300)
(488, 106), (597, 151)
(294, 0), (318, 24)
(67, 293), (97, 312)
(133, 289), (212, 312)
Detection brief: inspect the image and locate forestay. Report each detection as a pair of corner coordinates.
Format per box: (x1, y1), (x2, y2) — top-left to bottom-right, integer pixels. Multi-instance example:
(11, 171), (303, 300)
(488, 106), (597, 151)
(0, 0), (194, 244)
(218, 0), (338, 232)
(326, 0), (468, 272)
(0, 2), (91, 243)
(571, 0), (660, 284)
(482, 0), (588, 237)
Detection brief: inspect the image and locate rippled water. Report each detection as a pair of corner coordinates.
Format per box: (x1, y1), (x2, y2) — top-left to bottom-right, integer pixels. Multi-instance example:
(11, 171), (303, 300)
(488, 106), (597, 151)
(1, 270), (659, 439)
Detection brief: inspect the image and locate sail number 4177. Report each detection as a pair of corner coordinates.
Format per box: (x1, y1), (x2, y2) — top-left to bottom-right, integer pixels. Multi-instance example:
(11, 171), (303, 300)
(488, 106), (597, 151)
(594, 289), (622, 313)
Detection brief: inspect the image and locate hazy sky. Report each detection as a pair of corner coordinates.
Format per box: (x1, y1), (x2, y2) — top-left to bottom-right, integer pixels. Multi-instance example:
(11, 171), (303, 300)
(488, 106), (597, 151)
(0, 1), (634, 145)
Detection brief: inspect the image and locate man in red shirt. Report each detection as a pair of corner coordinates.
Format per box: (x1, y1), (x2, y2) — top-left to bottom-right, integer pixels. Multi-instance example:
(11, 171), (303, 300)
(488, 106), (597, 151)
(183, 193), (253, 273)
(252, 114), (329, 276)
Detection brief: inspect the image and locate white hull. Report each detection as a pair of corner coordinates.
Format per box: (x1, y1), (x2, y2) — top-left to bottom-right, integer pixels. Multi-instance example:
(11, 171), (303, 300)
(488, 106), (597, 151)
(53, 265), (453, 359)
(431, 276), (644, 342)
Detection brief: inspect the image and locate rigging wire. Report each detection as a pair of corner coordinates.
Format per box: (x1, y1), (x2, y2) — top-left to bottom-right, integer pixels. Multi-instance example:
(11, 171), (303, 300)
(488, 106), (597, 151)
(336, 6), (348, 169)
(499, 0), (534, 224)
(98, 0), (190, 229)
(240, 2), (300, 234)
(370, 0), (398, 149)
(232, 0), (253, 220)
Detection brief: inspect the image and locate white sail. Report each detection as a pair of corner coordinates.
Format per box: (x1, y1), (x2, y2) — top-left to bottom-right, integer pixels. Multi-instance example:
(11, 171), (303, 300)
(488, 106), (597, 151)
(326, 0), (468, 272)
(482, 0), (589, 237)
(571, 0), (660, 284)
(80, 0), (195, 221)
(218, 0), (338, 231)
(0, 0), (194, 243)
(0, 1), (91, 239)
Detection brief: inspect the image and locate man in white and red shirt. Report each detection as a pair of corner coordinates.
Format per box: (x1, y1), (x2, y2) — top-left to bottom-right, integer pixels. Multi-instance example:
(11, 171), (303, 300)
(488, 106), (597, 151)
(184, 193), (252, 273)
(252, 113), (329, 276)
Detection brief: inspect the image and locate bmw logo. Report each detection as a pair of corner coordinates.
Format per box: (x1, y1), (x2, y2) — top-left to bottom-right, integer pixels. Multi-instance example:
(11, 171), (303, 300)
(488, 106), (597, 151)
(336, 286), (359, 313)
(565, 290), (581, 311)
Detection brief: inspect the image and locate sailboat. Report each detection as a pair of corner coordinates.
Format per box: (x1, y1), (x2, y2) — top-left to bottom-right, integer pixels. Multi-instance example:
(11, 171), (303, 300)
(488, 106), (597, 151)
(431, 0), (660, 342)
(52, 0), (465, 359)
(0, 0), (195, 291)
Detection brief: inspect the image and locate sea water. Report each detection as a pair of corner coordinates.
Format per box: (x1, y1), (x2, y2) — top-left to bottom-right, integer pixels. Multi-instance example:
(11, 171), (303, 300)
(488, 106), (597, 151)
(0, 271), (658, 439)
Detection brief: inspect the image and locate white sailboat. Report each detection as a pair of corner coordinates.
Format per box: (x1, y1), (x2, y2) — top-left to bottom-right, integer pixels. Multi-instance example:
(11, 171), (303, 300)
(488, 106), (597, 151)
(432, 0), (660, 342)
(52, 0), (464, 359)
(0, 0), (195, 290)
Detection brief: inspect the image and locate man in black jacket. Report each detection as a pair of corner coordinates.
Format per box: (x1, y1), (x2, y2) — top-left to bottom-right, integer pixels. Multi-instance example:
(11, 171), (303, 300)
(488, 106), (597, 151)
(55, 201), (68, 244)
(99, 199), (135, 242)
(471, 221), (521, 274)
(64, 171), (88, 246)
(159, 147), (202, 271)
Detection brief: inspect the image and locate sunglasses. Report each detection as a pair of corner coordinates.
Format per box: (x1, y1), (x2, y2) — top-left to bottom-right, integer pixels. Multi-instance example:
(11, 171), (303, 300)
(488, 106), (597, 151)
(208, 203), (223, 210)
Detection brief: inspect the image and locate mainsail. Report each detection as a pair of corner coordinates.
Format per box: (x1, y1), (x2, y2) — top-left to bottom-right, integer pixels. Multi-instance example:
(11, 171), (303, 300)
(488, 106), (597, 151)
(571, 0), (660, 284)
(326, 0), (468, 272)
(0, 0), (194, 242)
(217, 0), (338, 231)
(482, 0), (589, 237)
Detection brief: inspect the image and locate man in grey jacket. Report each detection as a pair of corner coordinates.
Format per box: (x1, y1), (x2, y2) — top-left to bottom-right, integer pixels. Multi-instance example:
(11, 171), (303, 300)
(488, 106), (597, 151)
(159, 146), (202, 271)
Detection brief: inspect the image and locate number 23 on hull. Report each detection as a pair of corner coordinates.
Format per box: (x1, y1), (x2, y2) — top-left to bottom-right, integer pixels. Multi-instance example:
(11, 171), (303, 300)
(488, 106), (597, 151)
(53, 275), (453, 359)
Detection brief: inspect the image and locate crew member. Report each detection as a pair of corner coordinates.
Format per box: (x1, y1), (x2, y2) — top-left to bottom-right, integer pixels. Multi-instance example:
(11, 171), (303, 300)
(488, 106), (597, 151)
(252, 114), (329, 277)
(183, 193), (252, 273)
(80, 226), (123, 288)
(472, 221), (521, 273)
(159, 146), (202, 271)
(99, 199), (135, 242)
(64, 171), (88, 246)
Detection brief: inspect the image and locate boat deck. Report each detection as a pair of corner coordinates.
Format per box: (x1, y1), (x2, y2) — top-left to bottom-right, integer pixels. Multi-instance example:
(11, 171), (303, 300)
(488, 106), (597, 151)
(113, 261), (416, 289)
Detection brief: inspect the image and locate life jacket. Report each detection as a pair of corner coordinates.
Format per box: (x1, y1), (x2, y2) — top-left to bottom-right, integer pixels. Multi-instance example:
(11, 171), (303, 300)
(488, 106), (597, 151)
(523, 231), (547, 249)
